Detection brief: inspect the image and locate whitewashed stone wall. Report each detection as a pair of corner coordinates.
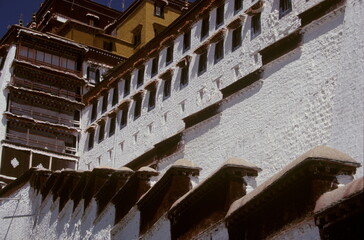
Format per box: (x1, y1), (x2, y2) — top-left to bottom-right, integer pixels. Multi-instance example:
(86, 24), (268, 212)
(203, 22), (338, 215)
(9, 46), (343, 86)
(78, 0), (364, 184)
(0, 45), (16, 172)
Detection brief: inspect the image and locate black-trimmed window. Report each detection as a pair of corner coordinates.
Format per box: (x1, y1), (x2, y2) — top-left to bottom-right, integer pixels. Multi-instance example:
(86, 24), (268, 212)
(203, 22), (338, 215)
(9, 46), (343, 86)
(180, 65), (189, 89)
(214, 40), (224, 63)
(198, 51), (208, 75)
(279, 0), (292, 18)
(251, 13), (261, 38)
(151, 56), (159, 77)
(91, 102), (97, 122)
(102, 92), (108, 113)
(232, 25), (242, 51)
(134, 31), (141, 47)
(163, 77), (171, 100)
(216, 4), (224, 28)
(124, 76), (131, 97)
(134, 97), (142, 120)
(95, 69), (100, 84)
(98, 121), (105, 143)
(154, 3), (164, 18)
(103, 41), (113, 51)
(166, 45), (174, 66)
(234, 0), (243, 12)
(0, 56), (5, 70)
(183, 30), (191, 52)
(112, 85), (118, 106)
(120, 108), (128, 129)
(137, 67), (145, 87)
(148, 88), (157, 111)
(88, 130), (95, 150)
(201, 14), (209, 40)
(109, 116), (116, 137)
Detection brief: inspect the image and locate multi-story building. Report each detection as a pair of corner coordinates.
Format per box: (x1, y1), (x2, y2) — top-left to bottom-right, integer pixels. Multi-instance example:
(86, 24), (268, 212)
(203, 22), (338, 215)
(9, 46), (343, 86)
(0, 0), (363, 239)
(0, 0), (186, 182)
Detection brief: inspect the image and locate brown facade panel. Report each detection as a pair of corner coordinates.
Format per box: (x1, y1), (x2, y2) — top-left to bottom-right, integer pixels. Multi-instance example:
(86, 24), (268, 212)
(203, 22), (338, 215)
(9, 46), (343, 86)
(51, 157), (76, 171)
(32, 153), (50, 169)
(0, 147), (31, 178)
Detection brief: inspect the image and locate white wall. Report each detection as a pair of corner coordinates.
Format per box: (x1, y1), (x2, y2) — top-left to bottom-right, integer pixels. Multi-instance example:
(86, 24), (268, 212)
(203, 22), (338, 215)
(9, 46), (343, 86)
(78, 0), (364, 183)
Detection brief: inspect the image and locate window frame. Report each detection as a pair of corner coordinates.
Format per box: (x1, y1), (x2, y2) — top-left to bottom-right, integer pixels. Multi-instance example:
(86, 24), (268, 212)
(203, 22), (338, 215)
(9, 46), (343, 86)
(154, 3), (164, 18)
(198, 50), (208, 76)
(166, 45), (174, 66)
(214, 40), (224, 64)
(151, 56), (159, 77)
(88, 130), (95, 150)
(232, 25), (242, 51)
(279, 0), (292, 18)
(180, 64), (189, 89)
(112, 85), (118, 106)
(216, 4), (224, 28)
(234, 0), (243, 12)
(134, 97), (142, 120)
(137, 67), (145, 87)
(98, 121), (105, 143)
(101, 92), (108, 113)
(163, 77), (172, 100)
(183, 30), (191, 52)
(251, 13), (262, 39)
(201, 14), (210, 40)
(120, 107), (128, 129)
(109, 116), (116, 137)
(124, 76), (131, 97)
(91, 102), (98, 122)
(148, 87), (157, 111)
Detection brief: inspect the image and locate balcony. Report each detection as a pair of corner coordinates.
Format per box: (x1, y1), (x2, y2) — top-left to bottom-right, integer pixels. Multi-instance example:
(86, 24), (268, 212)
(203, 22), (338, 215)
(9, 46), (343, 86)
(9, 104), (80, 128)
(5, 132), (76, 155)
(11, 77), (82, 102)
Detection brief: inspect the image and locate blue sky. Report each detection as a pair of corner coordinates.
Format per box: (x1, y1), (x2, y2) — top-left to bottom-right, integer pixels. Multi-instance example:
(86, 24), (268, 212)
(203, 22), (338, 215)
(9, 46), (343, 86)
(0, 0), (135, 38)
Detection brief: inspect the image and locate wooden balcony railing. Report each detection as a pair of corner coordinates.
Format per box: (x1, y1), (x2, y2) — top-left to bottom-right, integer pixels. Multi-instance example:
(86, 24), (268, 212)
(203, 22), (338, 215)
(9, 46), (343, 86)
(12, 77), (82, 101)
(10, 105), (80, 127)
(16, 54), (82, 77)
(6, 133), (76, 155)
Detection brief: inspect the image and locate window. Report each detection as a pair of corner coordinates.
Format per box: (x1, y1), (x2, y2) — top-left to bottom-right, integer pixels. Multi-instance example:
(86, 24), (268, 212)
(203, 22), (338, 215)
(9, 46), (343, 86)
(201, 14), (209, 40)
(279, 0), (292, 18)
(134, 97), (142, 120)
(95, 69), (100, 84)
(137, 67), (145, 87)
(232, 26), (242, 51)
(163, 77), (171, 100)
(180, 65), (189, 89)
(151, 56), (159, 77)
(198, 51), (208, 75)
(154, 3), (164, 18)
(98, 121), (105, 143)
(103, 41), (113, 51)
(166, 45), (174, 65)
(109, 116), (116, 137)
(251, 13), (261, 38)
(112, 85), (118, 106)
(214, 40), (224, 63)
(102, 92), (108, 113)
(88, 130), (95, 150)
(0, 56), (5, 70)
(216, 4), (224, 28)
(183, 30), (191, 52)
(91, 102), (97, 122)
(234, 0), (243, 12)
(124, 76), (131, 97)
(134, 31), (141, 47)
(148, 88), (157, 111)
(120, 107), (128, 129)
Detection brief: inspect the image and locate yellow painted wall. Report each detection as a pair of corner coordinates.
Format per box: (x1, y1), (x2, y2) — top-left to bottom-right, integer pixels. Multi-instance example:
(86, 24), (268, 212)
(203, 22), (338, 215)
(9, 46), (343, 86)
(61, 0), (182, 58)
(115, 0), (181, 57)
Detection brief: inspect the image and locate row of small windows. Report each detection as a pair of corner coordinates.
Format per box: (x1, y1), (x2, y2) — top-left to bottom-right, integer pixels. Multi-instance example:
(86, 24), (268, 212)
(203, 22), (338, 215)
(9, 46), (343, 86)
(88, 0), (294, 145)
